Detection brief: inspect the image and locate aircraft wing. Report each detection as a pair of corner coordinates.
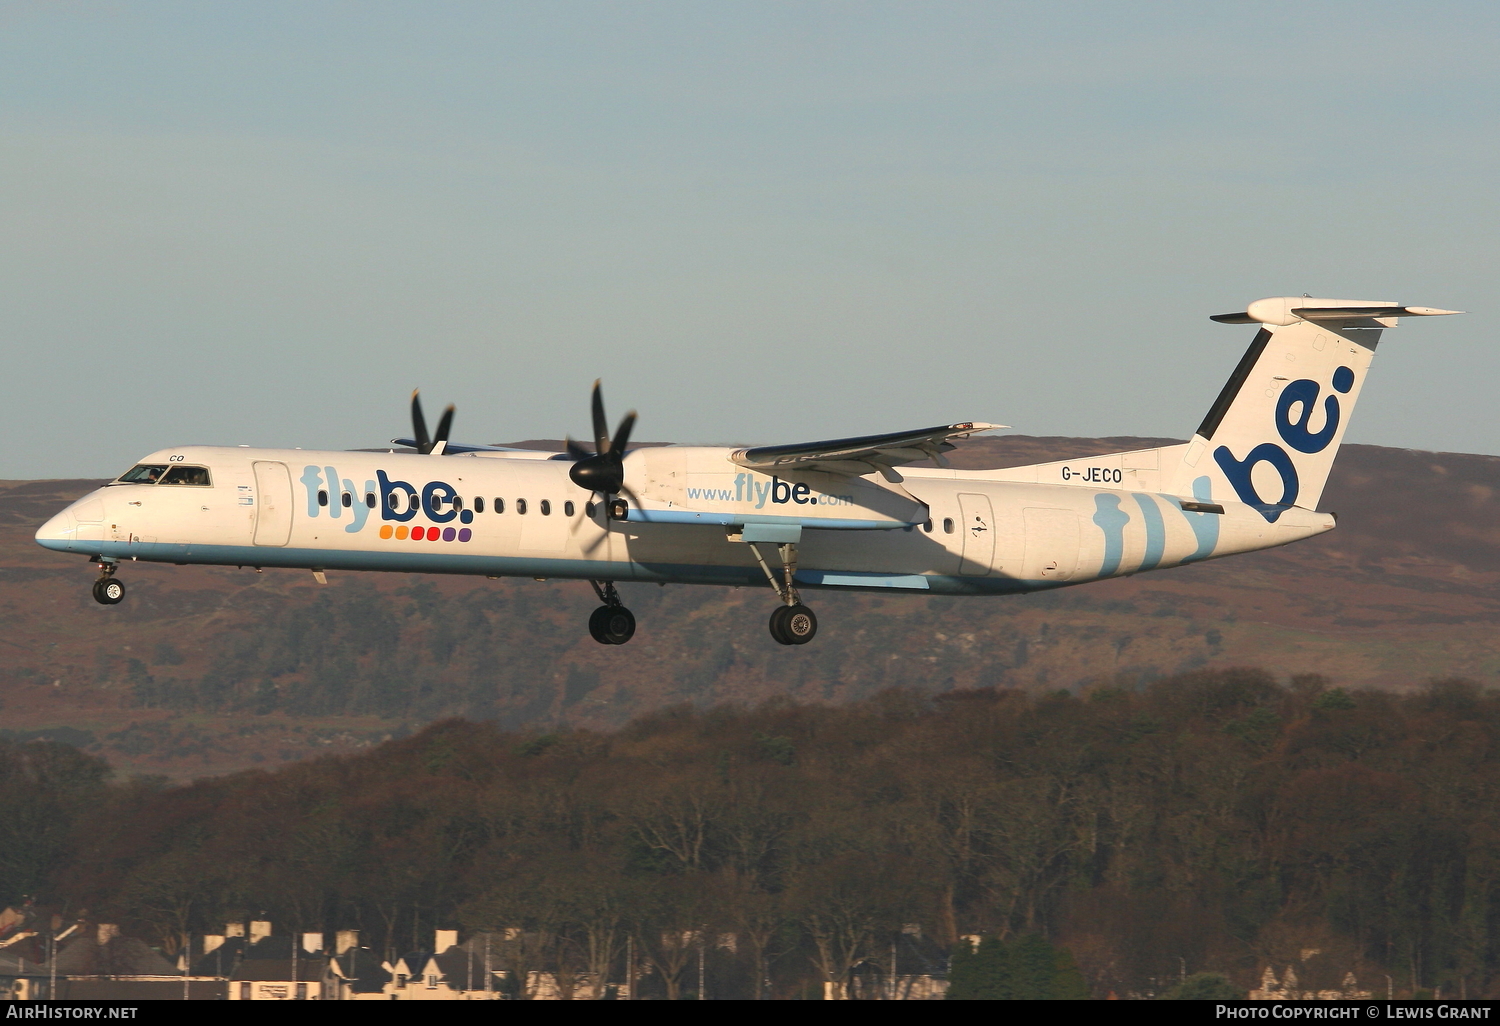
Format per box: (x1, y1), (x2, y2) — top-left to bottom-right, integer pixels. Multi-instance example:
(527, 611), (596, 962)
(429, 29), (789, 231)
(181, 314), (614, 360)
(389, 438), (538, 454)
(731, 422), (1003, 476)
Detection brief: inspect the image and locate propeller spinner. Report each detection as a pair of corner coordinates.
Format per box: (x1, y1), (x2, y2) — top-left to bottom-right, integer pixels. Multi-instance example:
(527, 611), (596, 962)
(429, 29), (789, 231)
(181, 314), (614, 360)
(566, 381), (636, 500)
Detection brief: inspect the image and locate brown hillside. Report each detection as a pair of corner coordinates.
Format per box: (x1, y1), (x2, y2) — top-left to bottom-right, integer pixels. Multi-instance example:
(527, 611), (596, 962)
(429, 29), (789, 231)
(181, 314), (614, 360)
(4, 436), (1500, 779)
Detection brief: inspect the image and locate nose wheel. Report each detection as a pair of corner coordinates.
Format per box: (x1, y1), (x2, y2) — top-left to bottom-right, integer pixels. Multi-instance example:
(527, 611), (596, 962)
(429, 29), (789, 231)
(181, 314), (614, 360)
(92, 565), (125, 606)
(587, 580), (636, 645)
(769, 604), (817, 645)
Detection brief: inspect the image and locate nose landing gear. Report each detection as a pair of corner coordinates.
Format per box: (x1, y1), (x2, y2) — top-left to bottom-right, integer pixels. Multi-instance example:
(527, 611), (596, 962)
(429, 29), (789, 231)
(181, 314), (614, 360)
(587, 580), (636, 645)
(91, 562), (125, 605)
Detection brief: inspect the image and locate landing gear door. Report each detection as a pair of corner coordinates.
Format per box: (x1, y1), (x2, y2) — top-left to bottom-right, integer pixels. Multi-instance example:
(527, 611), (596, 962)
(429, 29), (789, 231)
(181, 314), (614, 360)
(252, 461), (294, 546)
(958, 493), (995, 576)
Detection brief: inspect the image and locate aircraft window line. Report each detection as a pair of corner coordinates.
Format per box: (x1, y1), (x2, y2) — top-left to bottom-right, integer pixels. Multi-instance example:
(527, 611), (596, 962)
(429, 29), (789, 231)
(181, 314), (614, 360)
(474, 497), (485, 513)
(540, 500), (552, 516)
(517, 498), (528, 515)
(158, 466), (211, 486)
(564, 500), (575, 517)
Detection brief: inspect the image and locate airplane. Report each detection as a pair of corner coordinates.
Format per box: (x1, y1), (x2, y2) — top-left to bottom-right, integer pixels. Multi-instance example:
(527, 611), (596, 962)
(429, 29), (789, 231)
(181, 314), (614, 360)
(36, 296), (1460, 646)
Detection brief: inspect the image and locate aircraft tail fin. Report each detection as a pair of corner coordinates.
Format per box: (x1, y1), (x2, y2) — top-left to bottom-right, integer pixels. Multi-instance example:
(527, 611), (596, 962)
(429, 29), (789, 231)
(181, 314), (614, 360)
(1164, 297), (1460, 519)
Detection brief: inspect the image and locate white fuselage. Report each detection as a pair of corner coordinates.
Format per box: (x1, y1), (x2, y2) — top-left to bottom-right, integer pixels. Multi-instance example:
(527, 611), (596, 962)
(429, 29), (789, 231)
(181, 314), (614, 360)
(35, 443), (1334, 596)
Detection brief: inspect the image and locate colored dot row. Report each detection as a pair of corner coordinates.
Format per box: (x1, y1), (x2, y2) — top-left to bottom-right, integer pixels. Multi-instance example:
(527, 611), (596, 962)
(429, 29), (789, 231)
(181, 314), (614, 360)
(378, 525), (473, 542)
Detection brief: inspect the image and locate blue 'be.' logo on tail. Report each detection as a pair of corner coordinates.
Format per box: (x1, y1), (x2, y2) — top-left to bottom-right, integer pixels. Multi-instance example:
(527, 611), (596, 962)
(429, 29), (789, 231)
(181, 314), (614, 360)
(1212, 366), (1354, 522)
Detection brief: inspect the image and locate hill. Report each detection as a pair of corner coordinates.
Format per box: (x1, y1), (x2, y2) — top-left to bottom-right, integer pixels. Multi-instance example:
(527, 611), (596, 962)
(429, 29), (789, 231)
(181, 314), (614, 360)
(4, 435), (1500, 778)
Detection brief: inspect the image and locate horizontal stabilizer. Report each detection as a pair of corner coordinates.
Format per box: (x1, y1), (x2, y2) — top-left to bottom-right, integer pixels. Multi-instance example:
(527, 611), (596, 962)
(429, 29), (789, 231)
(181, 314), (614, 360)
(732, 423), (1004, 475)
(1211, 297), (1462, 327)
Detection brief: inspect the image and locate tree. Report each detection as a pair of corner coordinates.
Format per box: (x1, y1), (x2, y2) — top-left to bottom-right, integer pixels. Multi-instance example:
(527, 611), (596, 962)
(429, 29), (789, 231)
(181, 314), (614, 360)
(632, 877), (715, 1001)
(947, 935), (1090, 999)
(790, 853), (911, 1000)
(1161, 973), (1243, 999)
(0, 740), (109, 906)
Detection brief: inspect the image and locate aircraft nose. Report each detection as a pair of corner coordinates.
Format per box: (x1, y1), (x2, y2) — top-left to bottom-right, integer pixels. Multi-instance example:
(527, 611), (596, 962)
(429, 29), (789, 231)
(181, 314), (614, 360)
(35, 509), (77, 552)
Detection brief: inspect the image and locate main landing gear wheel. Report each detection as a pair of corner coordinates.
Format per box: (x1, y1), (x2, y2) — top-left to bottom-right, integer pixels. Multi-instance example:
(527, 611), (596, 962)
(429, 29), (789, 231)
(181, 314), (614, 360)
(769, 604), (817, 646)
(92, 578), (125, 605)
(589, 605), (636, 646)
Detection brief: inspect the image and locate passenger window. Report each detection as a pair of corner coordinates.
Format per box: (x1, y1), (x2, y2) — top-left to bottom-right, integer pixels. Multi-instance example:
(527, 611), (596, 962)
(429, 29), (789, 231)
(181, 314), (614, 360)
(943, 517), (955, 534)
(494, 498), (505, 514)
(564, 500), (575, 517)
(117, 464), (169, 484)
(516, 498), (528, 515)
(365, 492), (376, 508)
(341, 492), (352, 508)
(923, 519), (933, 533)
(160, 465), (211, 486)
(453, 496), (464, 510)
(474, 497), (485, 513)
(540, 499), (552, 516)
(317, 489), (329, 507)
(585, 501), (596, 518)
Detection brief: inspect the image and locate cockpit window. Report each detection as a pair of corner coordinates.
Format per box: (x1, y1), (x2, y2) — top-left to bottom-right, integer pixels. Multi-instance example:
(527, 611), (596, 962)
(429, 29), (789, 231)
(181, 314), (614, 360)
(160, 466), (212, 486)
(117, 464), (169, 484)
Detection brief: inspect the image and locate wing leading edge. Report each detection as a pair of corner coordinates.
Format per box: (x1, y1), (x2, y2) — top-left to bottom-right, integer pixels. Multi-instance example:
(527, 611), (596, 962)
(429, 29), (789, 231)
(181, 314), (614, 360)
(731, 422), (1003, 476)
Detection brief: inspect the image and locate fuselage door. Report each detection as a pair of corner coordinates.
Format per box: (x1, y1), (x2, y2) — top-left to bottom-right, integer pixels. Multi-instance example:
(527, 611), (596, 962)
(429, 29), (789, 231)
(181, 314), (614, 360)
(958, 493), (995, 576)
(252, 461), (294, 546)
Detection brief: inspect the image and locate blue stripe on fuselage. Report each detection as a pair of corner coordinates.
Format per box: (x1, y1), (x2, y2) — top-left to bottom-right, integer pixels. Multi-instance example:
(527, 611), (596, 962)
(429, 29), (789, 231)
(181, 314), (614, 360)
(51, 538), (1059, 596)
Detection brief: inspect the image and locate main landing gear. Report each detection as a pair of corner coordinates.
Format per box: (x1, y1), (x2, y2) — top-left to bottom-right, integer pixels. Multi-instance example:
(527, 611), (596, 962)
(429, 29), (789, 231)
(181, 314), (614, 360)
(749, 541), (818, 646)
(91, 561), (125, 605)
(587, 580), (636, 645)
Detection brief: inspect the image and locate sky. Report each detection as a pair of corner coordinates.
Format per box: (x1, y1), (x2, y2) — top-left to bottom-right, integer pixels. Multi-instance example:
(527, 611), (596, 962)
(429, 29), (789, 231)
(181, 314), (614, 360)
(2, 1), (1497, 479)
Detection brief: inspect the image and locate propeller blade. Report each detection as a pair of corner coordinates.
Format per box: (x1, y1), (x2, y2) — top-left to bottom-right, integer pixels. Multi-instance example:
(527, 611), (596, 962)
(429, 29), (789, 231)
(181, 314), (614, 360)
(580, 529), (611, 556)
(590, 380), (610, 456)
(434, 404), (455, 447)
(567, 381), (637, 495)
(610, 411), (637, 457)
(410, 390), (431, 454)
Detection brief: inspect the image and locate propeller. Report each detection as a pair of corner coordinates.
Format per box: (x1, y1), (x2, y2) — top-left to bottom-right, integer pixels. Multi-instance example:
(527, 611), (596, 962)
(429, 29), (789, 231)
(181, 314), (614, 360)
(410, 389), (455, 455)
(566, 380), (637, 500)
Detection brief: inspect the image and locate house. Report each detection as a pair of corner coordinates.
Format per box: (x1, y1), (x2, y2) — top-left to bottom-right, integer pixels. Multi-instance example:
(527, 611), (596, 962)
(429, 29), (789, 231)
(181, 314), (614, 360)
(224, 925), (337, 1000)
(1249, 963), (1373, 1001)
(368, 930), (504, 1000)
(844, 926), (951, 1000)
(329, 938), (390, 1000)
(0, 919), (225, 1000)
